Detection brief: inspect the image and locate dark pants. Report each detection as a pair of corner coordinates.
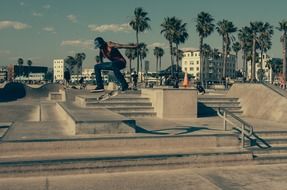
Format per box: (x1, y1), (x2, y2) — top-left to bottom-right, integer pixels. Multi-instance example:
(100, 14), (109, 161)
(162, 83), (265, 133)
(94, 61), (128, 89)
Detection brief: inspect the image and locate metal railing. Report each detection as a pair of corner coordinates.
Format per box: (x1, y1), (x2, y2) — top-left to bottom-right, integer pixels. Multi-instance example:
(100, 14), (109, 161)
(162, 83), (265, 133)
(217, 107), (254, 148)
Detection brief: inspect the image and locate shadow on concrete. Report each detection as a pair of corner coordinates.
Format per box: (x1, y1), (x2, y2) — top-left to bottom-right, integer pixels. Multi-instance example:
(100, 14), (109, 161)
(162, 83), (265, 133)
(0, 82), (26, 102)
(197, 102), (217, 117)
(134, 125), (212, 135)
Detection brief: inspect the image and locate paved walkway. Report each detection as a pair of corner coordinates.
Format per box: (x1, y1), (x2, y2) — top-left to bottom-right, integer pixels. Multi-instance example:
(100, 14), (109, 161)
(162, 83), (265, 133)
(1, 164), (287, 190)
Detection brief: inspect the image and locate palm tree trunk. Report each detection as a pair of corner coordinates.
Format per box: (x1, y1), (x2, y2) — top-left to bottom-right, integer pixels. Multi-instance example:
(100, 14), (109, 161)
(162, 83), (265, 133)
(260, 50), (264, 82)
(243, 52), (247, 79)
(251, 37), (256, 82)
(199, 37), (204, 85)
(136, 30), (139, 74)
(283, 33), (286, 89)
(169, 41), (174, 77)
(156, 56), (159, 78)
(176, 44), (179, 73)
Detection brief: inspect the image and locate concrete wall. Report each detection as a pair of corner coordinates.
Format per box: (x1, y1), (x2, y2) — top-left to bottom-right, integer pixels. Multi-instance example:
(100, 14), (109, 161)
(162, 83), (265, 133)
(227, 83), (287, 123)
(142, 88), (197, 119)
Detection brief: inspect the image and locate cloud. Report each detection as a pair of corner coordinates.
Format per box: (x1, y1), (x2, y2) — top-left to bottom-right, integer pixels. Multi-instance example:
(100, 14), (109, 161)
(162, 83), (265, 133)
(43, 4), (51, 9)
(0, 20), (30, 30)
(148, 42), (168, 49)
(88, 23), (131, 33)
(43, 27), (56, 33)
(32, 12), (43, 17)
(61, 40), (93, 49)
(67, 14), (77, 23)
(0, 50), (11, 55)
(20, 2), (24, 6)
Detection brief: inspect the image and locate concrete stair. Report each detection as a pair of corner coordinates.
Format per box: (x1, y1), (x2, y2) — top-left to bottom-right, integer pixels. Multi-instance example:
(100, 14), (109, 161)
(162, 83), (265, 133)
(75, 92), (157, 118)
(0, 132), (253, 177)
(248, 130), (287, 164)
(198, 95), (243, 115)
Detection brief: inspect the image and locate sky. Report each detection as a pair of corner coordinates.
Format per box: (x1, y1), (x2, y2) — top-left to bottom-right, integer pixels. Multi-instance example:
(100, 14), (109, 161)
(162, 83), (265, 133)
(0, 0), (286, 71)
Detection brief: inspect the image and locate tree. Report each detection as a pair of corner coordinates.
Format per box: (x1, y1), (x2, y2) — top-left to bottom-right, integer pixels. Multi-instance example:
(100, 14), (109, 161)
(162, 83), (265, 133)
(64, 56), (77, 80)
(125, 47), (137, 82)
(75, 53), (86, 82)
(277, 20), (287, 87)
(129, 7), (151, 74)
(249, 21), (264, 82)
(17, 58), (24, 80)
(161, 16), (178, 77)
(138, 42), (148, 82)
(173, 19), (188, 73)
(196, 11), (215, 84)
(257, 22), (273, 82)
(238, 26), (253, 79)
(216, 19), (237, 80)
(27, 59), (32, 77)
(232, 42), (241, 71)
(158, 47), (164, 72)
(153, 47), (161, 75)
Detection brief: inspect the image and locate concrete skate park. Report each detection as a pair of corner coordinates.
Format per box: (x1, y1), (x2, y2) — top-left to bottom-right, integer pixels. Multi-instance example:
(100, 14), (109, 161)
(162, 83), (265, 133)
(0, 82), (287, 190)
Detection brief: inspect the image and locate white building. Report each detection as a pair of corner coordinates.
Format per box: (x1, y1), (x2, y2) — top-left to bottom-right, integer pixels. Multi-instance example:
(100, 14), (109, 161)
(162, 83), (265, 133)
(247, 54), (272, 82)
(53, 59), (65, 82)
(182, 49), (236, 82)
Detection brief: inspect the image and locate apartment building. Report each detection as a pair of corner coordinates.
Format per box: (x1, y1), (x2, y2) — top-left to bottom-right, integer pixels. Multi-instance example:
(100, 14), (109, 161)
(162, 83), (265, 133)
(53, 59), (65, 81)
(247, 54), (272, 82)
(181, 49), (236, 82)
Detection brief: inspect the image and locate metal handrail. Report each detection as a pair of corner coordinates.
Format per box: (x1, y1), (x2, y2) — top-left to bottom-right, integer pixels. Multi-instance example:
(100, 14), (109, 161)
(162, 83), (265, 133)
(217, 107), (254, 148)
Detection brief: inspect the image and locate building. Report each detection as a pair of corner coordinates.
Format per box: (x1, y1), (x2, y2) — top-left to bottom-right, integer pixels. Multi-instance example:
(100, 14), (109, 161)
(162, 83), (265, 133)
(247, 54), (272, 82)
(181, 48), (236, 82)
(0, 66), (7, 81)
(53, 59), (65, 82)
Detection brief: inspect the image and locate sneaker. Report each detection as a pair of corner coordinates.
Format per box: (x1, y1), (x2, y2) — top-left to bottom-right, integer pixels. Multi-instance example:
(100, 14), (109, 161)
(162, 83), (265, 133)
(90, 86), (104, 93)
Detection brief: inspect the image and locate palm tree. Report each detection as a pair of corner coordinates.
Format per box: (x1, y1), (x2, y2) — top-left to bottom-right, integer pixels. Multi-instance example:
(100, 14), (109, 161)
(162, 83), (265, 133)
(17, 58), (24, 80)
(173, 19), (189, 73)
(138, 42), (148, 82)
(232, 42), (241, 71)
(125, 47), (137, 82)
(158, 47), (164, 72)
(153, 47), (161, 75)
(64, 56), (77, 79)
(195, 11), (215, 85)
(27, 59), (32, 77)
(161, 16), (177, 77)
(277, 20), (287, 87)
(129, 7), (151, 74)
(216, 19), (237, 81)
(75, 53), (86, 82)
(257, 22), (273, 82)
(238, 26), (253, 79)
(202, 44), (212, 81)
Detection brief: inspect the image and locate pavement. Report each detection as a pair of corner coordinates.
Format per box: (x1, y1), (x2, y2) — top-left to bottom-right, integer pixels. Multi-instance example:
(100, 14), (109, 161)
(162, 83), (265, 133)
(1, 83), (287, 189)
(1, 164), (287, 190)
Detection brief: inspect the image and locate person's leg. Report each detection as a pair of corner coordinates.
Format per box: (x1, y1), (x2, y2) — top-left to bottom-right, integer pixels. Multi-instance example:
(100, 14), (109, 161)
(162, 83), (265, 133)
(94, 62), (113, 89)
(111, 61), (128, 90)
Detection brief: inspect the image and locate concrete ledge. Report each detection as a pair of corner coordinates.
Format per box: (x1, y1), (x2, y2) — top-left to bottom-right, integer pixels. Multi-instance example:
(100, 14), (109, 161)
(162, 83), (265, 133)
(141, 88), (197, 119)
(56, 102), (135, 135)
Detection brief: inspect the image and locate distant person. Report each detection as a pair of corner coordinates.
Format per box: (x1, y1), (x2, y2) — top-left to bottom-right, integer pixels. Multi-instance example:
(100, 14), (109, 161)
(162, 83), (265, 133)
(91, 37), (137, 92)
(131, 71), (138, 89)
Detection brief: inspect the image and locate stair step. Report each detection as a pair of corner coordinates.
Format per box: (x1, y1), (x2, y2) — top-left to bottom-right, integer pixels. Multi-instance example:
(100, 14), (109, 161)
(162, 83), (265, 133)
(254, 153), (287, 164)
(249, 144), (287, 154)
(86, 102), (152, 107)
(117, 111), (157, 117)
(107, 106), (154, 112)
(0, 147), (252, 177)
(254, 131), (287, 138)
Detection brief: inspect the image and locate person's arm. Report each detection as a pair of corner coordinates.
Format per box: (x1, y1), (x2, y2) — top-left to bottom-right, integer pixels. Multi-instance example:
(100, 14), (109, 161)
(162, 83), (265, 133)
(107, 41), (137, 49)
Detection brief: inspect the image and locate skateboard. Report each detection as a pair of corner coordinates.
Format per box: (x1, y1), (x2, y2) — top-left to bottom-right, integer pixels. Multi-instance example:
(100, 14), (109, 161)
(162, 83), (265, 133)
(90, 89), (120, 101)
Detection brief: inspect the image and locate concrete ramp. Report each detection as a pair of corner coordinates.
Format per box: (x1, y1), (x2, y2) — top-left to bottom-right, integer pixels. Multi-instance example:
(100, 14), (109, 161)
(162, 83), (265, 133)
(0, 82), (65, 102)
(227, 83), (287, 123)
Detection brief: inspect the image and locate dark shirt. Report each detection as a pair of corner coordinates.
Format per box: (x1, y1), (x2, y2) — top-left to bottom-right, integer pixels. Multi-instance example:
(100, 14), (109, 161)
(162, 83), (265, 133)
(100, 47), (126, 63)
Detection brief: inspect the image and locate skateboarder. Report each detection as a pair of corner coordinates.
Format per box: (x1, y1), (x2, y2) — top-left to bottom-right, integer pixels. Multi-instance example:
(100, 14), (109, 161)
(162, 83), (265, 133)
(91, 37), (137, 93)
